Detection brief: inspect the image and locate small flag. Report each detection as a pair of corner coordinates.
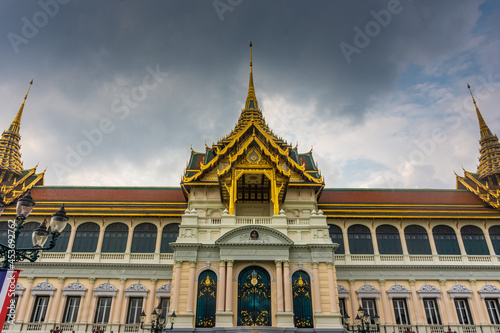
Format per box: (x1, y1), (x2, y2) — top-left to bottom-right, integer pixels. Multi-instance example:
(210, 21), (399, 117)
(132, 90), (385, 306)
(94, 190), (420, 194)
(0, 269), (20, 327)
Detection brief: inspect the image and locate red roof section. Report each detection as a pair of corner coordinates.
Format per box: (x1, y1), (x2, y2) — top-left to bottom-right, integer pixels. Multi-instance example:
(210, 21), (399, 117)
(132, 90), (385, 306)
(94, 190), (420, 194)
(31, 187), (186, 202)
(318, 189), (484, 205)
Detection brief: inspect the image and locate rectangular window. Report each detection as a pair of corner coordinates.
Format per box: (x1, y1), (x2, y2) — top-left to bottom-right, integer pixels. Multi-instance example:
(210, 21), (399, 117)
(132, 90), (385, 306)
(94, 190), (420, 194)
(160, 297), (170, 320)
(127, 297), (144, 324)
(339, 298), (347, 324)
(94, 297), (112, 324)
(62, 296), (81, 323)
(423, 298), (441, 325)
(31, 296), (49, 323)
(454, 298), (473, 325)
(362, 298), (378, 324)
(393, 298), (410, 325)
(486, 299), (500, 324)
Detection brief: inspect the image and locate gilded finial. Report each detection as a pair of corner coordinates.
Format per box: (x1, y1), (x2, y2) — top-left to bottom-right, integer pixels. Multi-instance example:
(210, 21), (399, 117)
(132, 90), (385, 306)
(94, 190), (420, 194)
(244, 42), (259, 111)
(10, 80), (33, 134)
(468, 83), (490, 139)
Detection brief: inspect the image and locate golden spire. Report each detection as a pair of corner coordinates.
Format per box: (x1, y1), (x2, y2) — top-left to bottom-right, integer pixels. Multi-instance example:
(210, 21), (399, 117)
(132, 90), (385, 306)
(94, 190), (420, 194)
(9, 80), (33, 134)
(467, 84), (500, 181)
(0, 80), (33, 178)
(468, 84), (492, 139)
(244, 42), (259, 111)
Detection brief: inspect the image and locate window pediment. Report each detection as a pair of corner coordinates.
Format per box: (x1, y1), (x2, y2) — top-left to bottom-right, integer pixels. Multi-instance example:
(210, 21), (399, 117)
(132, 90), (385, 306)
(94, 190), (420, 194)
(215, 225), (293, 246)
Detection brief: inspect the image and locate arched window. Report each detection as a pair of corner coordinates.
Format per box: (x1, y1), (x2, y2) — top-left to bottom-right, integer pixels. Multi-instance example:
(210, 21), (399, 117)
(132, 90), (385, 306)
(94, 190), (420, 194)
(348, 224), (373, 254)
(292, 271), (313, 328)
(195, 270), (217, 327)
(101, 223), (128, 253)
(161, 223), (179, 253)
(461, 225), (489, 255)
(0, 222), (8, 244)
(404, 225), (431, 255)
(131, 223), (157, 253)
(433, 225), (460, 255)
(47, 224), (71, 252)
(329, 224), (344, 254)
(17, 222), (39, 249)
(237, 266), (271, 326)
(72, 222), (100, 252)
(489, 225), (500, 254)
(376, 225), (402, 254)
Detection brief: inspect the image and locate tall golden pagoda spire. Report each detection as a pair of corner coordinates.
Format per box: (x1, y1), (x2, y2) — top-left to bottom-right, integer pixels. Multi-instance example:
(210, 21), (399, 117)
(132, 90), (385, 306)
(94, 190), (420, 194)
(468, 84), (493, 140)
(467, 84), (500, 181)
(0, 80), (33, 178)
(244, 42), (259, 111)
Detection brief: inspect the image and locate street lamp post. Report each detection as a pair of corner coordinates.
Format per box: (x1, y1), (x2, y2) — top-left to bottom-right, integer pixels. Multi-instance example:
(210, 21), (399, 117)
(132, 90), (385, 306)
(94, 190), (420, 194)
(344, 306), (380, 333)
(0, 190), (69, 268)
(140, 304), (176, 332)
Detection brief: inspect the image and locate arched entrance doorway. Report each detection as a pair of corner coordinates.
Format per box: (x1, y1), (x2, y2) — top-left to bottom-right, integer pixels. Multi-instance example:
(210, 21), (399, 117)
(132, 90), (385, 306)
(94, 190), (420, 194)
(237, 266), (271, 326)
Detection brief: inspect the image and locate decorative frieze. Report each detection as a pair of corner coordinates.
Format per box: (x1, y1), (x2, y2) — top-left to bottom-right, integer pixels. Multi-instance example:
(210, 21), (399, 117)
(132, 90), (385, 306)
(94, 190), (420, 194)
(478, 282), (500, 299)
(417, 282), (441, 299)
(386, 282), (410, 299)
(63, 280), (87, 297)
(125, 280), (149, 298)
(448, 283), (472, 299)
(94, 280), (118, 297)
(31, 279), (56, 297)
(356, 282), (380, 299)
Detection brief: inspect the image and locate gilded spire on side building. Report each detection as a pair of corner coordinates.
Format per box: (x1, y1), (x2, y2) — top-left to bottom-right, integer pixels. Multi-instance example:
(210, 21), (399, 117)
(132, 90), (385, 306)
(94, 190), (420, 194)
(0, 80), (33, 178)
(467, 84), (500, 182)
(244, 42), (259, 111)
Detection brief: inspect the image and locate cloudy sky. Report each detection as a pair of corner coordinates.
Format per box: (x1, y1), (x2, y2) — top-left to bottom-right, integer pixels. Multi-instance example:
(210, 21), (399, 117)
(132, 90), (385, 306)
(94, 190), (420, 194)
(0, 0), (499, 189)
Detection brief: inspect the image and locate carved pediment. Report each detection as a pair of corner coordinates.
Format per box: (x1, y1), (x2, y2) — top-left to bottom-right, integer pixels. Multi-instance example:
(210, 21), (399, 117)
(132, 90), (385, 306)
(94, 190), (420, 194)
(215, 225), (293, 246)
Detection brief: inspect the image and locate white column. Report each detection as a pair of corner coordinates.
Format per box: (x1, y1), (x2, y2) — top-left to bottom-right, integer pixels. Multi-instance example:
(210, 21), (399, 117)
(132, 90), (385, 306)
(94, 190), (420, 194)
(217, 261), (226, 312)
(79, 277), (95, 323)
(113, 278), (127, 324)
(312, 262), (322, 313)
(409, 280), (423, 324)
(283, 261), (292, 312)
(327, 262), (339, 313)
(145, 279), (157, 323)
(20, 277), (35, 323)
(379, 279), (391, 324)
(275, 260), (284, 312)
(48, 277), (65, 323)
(172, 261), (182, 312)
(440, 279), (454, 324)
(225, 260), (234, 312)
(186, 261), (197, 313)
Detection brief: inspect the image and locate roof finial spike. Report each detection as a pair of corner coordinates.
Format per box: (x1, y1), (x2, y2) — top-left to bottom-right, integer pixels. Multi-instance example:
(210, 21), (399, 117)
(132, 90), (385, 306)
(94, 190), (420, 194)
(244, 42), (259, 112)
(10, 80), (33, 134)
(468, 83), (490, 136)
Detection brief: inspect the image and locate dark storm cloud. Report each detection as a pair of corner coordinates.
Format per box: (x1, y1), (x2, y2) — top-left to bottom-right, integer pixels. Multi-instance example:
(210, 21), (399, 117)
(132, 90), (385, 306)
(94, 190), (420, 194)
(0, 0), (496, 187)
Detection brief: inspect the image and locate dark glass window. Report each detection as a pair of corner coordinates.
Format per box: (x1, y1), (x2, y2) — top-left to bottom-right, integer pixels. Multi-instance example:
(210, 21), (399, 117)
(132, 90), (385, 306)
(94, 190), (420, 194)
(131, 223), (157, 253)
(127, 297), (143, 324)
(433, 225), (461, 255)
(17, 222), (38, 249)
(393, 298), (410, 325)
(485, 299), (500, 324)
(47, 224), (71, 252)
(454, 298), (473, 325)
(361, 298), (378, 324)
(292, 271), (313, 328)
(0, 222), (9, 244)
(101, 223), (128, 253)
(339, 298), (347, 324)
(376, 225), (402, 254)
(31, 296), (49, 323)
(62, 296), (81, 323)
(94, 297), (112, 324)
(489, 225), (500, 254)
(195, 270), (217, 327)
(348, 225), (374, 254)
(405, 225), (432, 255)
(461, 225), (489, 255)
(423, 298), (441, 324)
(329, 224), (344, 254)
(161, 223), (179, 253)
(160, 298), (170, 319)
(72, 222), (100, 252)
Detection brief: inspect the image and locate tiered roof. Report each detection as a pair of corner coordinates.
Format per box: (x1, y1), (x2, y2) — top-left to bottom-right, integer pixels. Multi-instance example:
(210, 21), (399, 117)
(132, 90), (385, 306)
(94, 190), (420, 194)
(181, 43), (323, 198)
(0, 81), (44, 204)
(456, 85), (500, 209)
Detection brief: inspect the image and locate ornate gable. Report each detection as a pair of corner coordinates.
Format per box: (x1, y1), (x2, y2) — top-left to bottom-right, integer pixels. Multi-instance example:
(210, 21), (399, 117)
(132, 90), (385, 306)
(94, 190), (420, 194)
(181, 44), (324, 214)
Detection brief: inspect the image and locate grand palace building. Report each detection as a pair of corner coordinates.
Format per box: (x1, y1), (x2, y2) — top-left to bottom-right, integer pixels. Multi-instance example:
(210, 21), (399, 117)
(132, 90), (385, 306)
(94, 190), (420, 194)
(2, 45), (500, 333)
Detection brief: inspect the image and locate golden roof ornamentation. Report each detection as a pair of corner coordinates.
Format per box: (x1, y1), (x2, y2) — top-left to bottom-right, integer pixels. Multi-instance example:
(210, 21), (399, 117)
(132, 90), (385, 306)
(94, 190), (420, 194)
(456, 85), (500, 210)
(0, 81), (45, 204)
